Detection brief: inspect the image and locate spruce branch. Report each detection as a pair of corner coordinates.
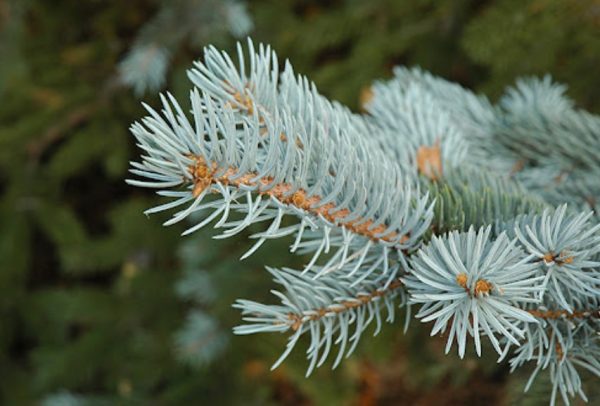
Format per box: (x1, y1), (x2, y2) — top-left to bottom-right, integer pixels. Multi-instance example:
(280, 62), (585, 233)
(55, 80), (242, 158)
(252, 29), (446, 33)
(127, 40), (433, 279)
(234, 267), (407, 376)
(126, 39), (600, 405)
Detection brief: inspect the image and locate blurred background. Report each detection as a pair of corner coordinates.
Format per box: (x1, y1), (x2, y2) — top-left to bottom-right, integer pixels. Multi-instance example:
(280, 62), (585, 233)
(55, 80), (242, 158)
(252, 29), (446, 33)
(1, 0), (599, 404)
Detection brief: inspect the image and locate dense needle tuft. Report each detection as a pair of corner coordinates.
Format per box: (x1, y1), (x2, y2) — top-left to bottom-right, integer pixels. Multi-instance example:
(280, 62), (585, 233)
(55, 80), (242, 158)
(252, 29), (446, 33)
(404, 226), (543, 358)
(514, 205), (600, 312)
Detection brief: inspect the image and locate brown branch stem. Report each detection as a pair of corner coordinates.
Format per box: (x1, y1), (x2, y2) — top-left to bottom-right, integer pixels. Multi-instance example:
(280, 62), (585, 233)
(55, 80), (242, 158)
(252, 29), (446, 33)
(187, 155), (408, 245)
(527, 308), (600, 320)
(285, 279), (404, 331)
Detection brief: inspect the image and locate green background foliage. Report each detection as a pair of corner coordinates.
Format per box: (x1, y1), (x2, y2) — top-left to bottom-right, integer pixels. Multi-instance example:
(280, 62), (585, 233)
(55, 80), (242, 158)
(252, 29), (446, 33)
(1, 0), (598, 404)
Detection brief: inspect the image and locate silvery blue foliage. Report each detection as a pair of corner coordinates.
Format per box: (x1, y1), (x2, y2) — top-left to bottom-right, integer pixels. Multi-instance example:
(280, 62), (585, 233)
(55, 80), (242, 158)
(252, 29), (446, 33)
(374, 66), (505, 172)
(502, 77), (600, 165)
(127, 40), (600, 405)
(404, 226), (542, 357)
(506, 317), (600, 406)
(494, 76), (600, 212)
(386, 66), (497, 138)
(544, 172), (600, 218)
(514, 205), (600, 312)
(127, 40), (434, 282)
(366, 80), (469, 175)
(234, 267), (407, 376)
